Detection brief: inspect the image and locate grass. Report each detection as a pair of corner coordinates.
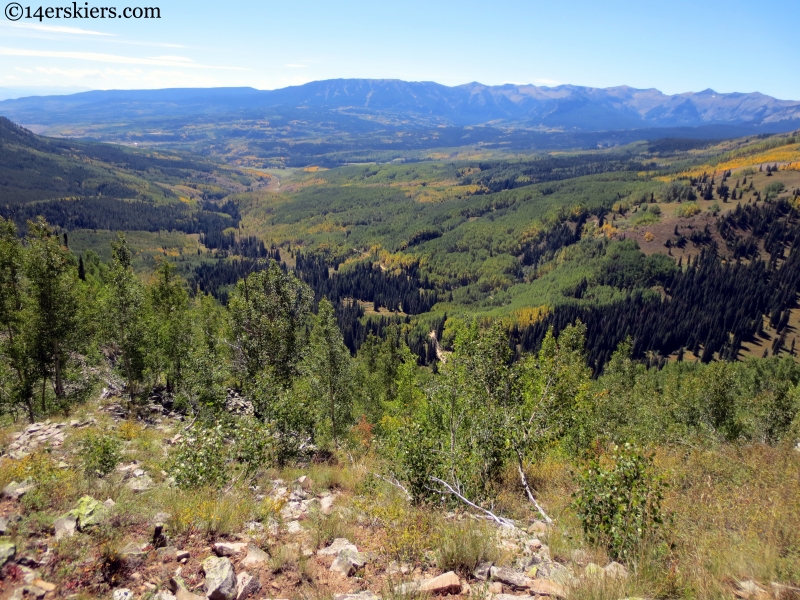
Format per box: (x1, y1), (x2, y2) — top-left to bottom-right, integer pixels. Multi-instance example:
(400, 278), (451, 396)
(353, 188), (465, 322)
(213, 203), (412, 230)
(434, 517), (500, 576)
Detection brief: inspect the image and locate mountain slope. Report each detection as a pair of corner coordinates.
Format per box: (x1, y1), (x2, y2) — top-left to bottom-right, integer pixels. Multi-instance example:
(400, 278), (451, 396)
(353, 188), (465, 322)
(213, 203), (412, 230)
(2, 79), (799, 131)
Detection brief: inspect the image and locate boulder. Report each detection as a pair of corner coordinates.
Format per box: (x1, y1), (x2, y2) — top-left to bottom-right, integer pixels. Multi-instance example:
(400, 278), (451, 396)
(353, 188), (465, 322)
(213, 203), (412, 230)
(127, 474), (155, 492)
(213, 542), (248, 557)
(68, 496), (108, 530)
(176, 590), (206, 600)
(3, 481), (36, 500)
(527, 579), (567, 599)
(329, 548), (368, 576)
(235, 571), (261, 600)
(0, 517), (8, 535)
(31, 580), (56, 592)
(53, 515), (77, 540)
(604, 561), (628, 580)
(490, 566), (532, 590)
(241, 544), (269, 568)
(121, 541), (148, 557)
(113, 589), (135, 600)
(317, 538), (358, 556)
(333, 593), (379, 600)
(421, 571), (461, 595)
(0, 540), (16, 566)
(202, 556), (237, 600)
(473, 561), (492, 581)
(320, 495), (335, 515)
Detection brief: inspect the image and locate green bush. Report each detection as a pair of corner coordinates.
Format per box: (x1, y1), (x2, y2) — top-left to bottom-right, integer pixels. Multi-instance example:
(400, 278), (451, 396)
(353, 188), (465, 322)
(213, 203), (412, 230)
(79, 432), (122, 477)
(169, 424), (228, 489)
(573, 443), (665, 562)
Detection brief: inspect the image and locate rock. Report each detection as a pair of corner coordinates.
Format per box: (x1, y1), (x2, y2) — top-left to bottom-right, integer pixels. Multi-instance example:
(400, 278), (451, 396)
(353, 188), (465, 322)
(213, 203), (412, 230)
(604, 561), (628, 580)
(487, 582), (503, 595)
(32, 580), (56, 592)
(235, 571), (261, 600)
(421, 571), (462, 595)
(113, 589), (135, 600)
(527, 579), (567, 598)
(18, 565), (36, 584)
(330, 548), (368, 576)
(473, 561), (493, 581)
(68, 496), (108, 530)
(771, 583), (800, 600)
(10, 585), (46, 600)
(157, 546), (178, 562)
(317, 538), (358, 556)
(3, 481), (36, 500)
(571, 549), (589, 565)
(153, 593), (177, 600)
(241, 544), (269, 568)
(153, 523), (167, 548)
(0, 540), (16, 565)
(0, 517), (8, 535)
(176, 550), (190, 561)
(121, 541), (148, 557)
(152, 511), (172, 525)
(735, 580), (771, 600)
(285, 520), (302, 534)
(104, 498), (116, 508)
(168, 576), (188, 593)
(494, 596), (536, 600)
(320, 495), (335, 515)
(176, 590), (206, 600)
(333, 593), (379, 600)
(202, 556), (237, 600)
(127, 474), (154, 492)
(53, 515), (77, 540)
(529, 520), (549, 534)
(213, 542), (248, 557)
(490, 566), (532, 590)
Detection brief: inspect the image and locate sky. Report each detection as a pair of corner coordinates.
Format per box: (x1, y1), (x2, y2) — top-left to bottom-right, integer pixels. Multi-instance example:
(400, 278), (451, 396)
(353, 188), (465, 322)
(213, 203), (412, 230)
(0, 0), (797, 99)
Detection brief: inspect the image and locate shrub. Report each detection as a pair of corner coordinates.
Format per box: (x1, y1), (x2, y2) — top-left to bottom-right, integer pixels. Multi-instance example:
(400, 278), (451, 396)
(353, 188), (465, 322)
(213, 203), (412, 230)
(573, 443), (665, 562)
(434, 518), (499, 575)
(169, 424), (228, 489)
(79, 432), (122, 477)
(674, 202), (701, 218)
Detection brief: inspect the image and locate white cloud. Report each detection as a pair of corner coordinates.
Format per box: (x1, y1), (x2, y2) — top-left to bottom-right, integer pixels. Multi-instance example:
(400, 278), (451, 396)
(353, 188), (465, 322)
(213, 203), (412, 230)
(35, 67), (103, 79)
(4, 22), (114, 36)
(285, 64), (307, 68)
(0, 47), (246, 70)
(149, 55), (193, 62)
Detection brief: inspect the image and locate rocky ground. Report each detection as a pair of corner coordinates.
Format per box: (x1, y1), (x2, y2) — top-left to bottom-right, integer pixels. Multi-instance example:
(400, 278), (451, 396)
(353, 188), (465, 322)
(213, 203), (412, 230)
(0, 391), (796, 600)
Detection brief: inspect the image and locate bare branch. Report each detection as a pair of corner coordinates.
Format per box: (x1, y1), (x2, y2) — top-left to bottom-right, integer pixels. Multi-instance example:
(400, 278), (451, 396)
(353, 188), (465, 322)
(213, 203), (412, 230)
(516, 458), (553, 524)
(428, 476), (516, 529)
(373, 473), (412, 501)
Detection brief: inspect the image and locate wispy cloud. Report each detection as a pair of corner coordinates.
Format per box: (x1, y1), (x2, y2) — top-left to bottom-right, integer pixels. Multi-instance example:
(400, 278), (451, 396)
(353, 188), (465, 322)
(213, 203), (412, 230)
(149, 55), (193, 63)
(285, 63), (307, 68)
(4, 22), (114, 36)
(0, 47), (246, 70)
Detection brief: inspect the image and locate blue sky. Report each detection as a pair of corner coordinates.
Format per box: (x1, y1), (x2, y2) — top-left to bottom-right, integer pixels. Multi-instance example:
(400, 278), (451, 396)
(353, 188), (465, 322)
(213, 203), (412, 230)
(0, 0), (797, 99)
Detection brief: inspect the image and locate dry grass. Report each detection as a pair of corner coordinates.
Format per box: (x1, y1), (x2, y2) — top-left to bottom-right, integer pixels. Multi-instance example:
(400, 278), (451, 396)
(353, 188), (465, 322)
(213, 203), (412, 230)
(525, 443), (800, 599)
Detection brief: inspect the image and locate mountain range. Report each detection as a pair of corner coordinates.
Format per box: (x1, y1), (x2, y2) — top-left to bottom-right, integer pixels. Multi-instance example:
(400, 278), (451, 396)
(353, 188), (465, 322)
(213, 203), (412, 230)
(1, 79), (800, 132)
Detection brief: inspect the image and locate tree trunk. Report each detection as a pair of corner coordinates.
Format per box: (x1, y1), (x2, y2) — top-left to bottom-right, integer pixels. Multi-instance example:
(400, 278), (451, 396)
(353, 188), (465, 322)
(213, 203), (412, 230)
(54, 341), (64, 399)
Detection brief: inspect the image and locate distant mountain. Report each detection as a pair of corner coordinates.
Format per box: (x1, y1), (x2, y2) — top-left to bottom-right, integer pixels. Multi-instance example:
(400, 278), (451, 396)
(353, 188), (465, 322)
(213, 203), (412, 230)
(1, 79), (799, 132)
